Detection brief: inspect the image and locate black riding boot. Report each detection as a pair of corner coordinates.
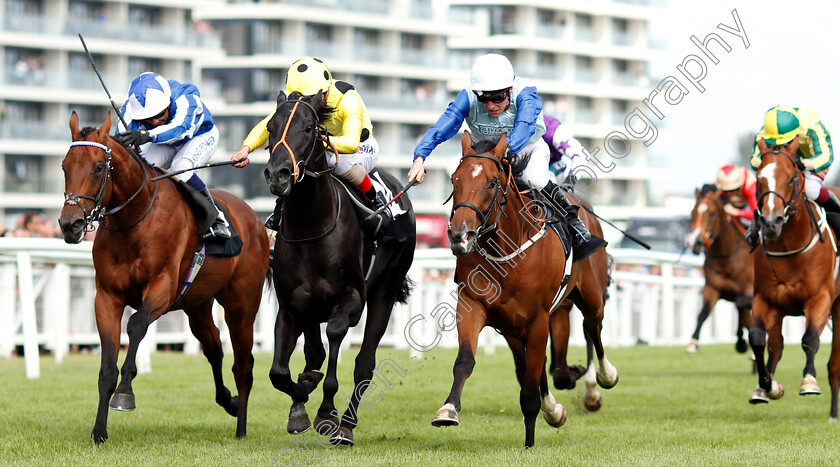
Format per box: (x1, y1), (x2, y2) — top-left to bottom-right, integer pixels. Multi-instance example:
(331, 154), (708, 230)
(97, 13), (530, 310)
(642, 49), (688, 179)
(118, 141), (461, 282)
(745, 215), (759, 247)
(199, 188), (231, 239)
(364, 187), (393, 234)
(819, 190), (840, 236)
(264, 198), (283, 231)
(541, 181), (606, 261)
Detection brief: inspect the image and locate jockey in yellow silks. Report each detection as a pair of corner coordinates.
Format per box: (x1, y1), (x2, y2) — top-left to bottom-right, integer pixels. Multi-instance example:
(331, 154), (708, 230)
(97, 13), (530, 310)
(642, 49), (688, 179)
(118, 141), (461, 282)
(230, 57), (387, 230)
(745, 105), (837, 245)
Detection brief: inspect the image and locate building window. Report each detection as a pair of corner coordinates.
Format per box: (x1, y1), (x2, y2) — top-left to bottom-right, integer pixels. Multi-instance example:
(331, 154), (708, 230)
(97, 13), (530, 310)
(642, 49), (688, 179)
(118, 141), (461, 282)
(5, 155), (44, 194)
(5, 47), (45, 86)
(490, 6), (516, 35)
(128, 57), (162, 77)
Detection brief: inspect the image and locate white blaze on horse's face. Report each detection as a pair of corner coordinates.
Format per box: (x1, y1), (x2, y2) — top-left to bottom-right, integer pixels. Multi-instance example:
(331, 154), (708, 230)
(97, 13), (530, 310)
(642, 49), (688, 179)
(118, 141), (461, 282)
(470, 163), (483, 178)
(758, 162), (778, 213)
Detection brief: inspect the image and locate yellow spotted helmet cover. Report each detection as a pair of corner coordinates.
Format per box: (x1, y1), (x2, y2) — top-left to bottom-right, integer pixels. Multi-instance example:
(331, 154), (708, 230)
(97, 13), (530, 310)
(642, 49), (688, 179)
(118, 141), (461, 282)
(762, 105), (800, 146)
(285, 57), (333, 96)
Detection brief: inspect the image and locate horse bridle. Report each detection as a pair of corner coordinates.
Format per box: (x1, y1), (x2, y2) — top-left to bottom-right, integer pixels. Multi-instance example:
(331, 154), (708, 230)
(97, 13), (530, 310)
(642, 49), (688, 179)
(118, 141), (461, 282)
(269, 98), (336, 183)
(64, 140), (158, 232)
(692, 191), (732, 249)
(756, 147), (807, 226)
(449, 153), (510, 237)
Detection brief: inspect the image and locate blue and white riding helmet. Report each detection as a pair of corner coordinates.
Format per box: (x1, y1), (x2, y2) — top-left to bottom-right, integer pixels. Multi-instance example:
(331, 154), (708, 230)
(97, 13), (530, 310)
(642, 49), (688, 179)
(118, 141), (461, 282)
(126, 72), (171, 120)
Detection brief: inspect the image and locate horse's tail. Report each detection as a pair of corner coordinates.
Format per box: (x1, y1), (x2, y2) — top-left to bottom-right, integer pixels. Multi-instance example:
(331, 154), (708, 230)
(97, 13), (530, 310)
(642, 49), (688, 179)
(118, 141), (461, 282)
(265, 246), (274, 294)
(605, 253), (615, 301)
(396, 275), (415, 305)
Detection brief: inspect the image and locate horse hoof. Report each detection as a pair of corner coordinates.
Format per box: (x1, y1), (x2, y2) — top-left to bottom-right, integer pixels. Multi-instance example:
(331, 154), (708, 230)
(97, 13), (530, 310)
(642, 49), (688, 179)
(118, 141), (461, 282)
(431, 404), (459, 427)
(749, 386), (769, 404)
(735, 339), (749, 354)
(685, 341), (698, 353)
(287, 402), (311, 434)
(109, 393), (135, 411)
(313, 414), (340, 436)
(223, 395), (239, 417)
(584, 390), (603, 412)
(330, 426), (354, 446)
(596, 371), (619, 390)
(91, 429), (108, 444)
(769, 380), (784, 399)
(799, 375), (821, 395)
(297, 371), (324, 395)
(542, 405), (567, 428)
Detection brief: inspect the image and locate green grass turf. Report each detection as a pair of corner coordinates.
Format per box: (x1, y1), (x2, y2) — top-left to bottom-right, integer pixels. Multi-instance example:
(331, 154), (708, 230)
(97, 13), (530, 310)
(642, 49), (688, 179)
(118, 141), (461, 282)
(1, 343), (840, 466)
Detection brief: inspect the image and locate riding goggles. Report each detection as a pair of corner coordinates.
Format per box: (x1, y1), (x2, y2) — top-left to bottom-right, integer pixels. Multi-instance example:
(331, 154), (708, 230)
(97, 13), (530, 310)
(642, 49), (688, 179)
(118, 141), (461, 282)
(474, 89), (509, 104)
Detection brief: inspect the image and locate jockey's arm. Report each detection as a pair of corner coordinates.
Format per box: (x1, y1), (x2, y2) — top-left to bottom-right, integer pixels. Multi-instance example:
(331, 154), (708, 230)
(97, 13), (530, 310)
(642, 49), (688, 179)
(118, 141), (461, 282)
(805, 121), (833, 173)
(410, 90), (471, 184)
(231, 112), (275, 167)
(328, 90), (365, 154)
(507, 86), (542, 155)
(147, 93), (203, 145)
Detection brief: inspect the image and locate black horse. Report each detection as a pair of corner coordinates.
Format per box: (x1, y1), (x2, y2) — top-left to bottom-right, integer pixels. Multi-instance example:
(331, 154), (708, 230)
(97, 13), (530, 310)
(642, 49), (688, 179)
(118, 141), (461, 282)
(263, 91), (416, 446)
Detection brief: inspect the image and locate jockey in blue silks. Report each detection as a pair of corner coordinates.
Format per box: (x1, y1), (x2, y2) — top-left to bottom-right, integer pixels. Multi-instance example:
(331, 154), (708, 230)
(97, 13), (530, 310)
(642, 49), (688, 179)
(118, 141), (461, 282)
(408, 53), (605, 260)
(115, 72), (230, 239)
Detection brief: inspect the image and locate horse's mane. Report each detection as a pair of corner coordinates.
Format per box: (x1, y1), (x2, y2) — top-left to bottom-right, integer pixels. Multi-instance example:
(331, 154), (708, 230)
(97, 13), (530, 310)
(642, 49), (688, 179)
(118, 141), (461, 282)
(287, 91), (335, 122)
(699, 183), (717, 197)
(79, 127), (97, 138)
(471, 139), (497, 155)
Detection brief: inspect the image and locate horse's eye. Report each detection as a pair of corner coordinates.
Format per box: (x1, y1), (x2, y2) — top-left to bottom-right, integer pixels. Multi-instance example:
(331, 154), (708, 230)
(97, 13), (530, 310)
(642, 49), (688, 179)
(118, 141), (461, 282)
(305, 124), (314, 132)
(489, 179), (498, 189)
(94, 163), (104, 173)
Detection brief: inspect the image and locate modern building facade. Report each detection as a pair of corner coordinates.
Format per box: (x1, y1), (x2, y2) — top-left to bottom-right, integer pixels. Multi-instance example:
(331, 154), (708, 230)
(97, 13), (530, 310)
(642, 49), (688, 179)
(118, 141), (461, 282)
(0, 0), (661, 242)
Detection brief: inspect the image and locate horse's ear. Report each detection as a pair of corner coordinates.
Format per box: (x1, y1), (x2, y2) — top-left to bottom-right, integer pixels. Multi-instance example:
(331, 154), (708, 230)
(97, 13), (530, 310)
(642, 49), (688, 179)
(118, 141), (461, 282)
(788, 136), (800, 155)
(757, 138), (768, 154)
(69, 111), (81, 140)
(461, 131), (474, 155)
(99, 111), (112, 142)
(311, 90), (325, 110)
(695, 187), (700, 197)
(493, 133), (508, 159)
(276, 91), (287, 105)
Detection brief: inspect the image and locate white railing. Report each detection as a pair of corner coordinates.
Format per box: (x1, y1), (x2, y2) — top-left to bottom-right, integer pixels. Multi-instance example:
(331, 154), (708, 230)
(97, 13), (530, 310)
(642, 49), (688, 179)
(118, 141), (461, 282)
(2, 239), (827, 378)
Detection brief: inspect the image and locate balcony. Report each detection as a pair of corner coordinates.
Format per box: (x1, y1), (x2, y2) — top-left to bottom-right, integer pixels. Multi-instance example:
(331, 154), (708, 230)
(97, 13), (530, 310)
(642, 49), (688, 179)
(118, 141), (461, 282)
(3, 175), (63, 194)
(0, 121), (68, 143)
(535, 24), (566, 40)
(3, 13), (220, 49)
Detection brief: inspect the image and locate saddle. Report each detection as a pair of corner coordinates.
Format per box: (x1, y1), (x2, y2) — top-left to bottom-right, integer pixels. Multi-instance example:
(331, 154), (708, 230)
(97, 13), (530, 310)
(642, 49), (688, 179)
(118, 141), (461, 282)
(173, 180), (242, 258)
(333, 168), (413, 244)
(518, 185), (573, 258)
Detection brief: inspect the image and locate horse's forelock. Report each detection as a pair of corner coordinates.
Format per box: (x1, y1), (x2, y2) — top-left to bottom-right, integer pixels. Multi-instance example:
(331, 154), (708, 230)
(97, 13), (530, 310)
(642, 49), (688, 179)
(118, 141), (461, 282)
(471, 139), (497, 155)
(79, 126), (97, 138)
(699, 183), (717, 197)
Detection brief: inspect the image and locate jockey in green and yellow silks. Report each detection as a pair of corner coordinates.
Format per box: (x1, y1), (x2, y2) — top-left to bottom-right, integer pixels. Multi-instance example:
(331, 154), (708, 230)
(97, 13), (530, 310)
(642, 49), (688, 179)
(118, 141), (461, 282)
(745, 105), (838, 246)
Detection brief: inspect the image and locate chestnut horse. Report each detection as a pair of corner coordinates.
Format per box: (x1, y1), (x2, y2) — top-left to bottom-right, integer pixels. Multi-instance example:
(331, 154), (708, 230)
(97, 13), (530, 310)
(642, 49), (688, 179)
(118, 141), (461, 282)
(58, 112), (269, 443)
(432, 132), (618, 448)
(748, 138), (840, 420)
(263, 92), (415, 446)
(684, 184), (753, 353)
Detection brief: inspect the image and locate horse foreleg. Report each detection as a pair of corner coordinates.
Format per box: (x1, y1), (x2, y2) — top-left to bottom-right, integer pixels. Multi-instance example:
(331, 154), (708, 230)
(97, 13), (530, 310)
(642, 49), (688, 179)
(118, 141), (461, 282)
(735, 294), (753, 354)
(504, 335), (526, 387)
(749, 297), (783, 403)
(112, 291), (170, 412)
(432, 299), (485, 428)
(687, 286), (720, 353)
(329, 291), (399, 446)
(91, 293), (123, 444)
(800, 294), (830, 396)
(521, 317), (550, 448)
(313, 307), (351, 438)
(269, 308), (308, 434)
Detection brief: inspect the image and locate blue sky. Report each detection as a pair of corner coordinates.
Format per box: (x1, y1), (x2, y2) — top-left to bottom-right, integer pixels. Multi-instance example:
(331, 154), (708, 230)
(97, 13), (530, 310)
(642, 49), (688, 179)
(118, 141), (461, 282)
(646, 0), (839, 197)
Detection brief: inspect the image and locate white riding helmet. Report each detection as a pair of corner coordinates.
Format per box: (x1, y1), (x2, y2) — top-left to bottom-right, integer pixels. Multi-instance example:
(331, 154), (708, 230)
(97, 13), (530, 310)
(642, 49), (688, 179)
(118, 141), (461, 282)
(126, 72), (171, 120)
(469, 53), (515, 95)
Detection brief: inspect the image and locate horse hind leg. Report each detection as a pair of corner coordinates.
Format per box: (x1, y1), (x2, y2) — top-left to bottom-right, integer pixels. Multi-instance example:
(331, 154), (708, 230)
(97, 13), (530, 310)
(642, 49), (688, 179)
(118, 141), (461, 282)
(185, 302), (239, 417)
(734, 295), (752, 354)
(548, 305), (586, 390)
(582, 335), (603, 412)
(581, 313), (618, 389)
(828, 303), (840, 421)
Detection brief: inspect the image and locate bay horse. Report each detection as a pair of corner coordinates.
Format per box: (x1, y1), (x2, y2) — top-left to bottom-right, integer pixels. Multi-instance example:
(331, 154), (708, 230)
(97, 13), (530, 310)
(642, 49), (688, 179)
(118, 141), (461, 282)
(684, 184), (753, 353)
(263, 91), (415, 446)
(58, 112), (269, 443)
(433, 132), (618, 448)
(749, 138), (840, 420)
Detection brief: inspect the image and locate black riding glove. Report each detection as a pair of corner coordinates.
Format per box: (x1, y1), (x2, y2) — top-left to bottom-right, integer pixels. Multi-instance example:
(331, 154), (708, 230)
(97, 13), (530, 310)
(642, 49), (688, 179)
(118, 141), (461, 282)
(115, 130), (153, 147)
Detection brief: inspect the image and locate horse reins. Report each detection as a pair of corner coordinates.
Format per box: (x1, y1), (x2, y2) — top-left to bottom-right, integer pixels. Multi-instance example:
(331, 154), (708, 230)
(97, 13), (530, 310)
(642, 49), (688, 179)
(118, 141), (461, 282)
(64, 140), (159, 232)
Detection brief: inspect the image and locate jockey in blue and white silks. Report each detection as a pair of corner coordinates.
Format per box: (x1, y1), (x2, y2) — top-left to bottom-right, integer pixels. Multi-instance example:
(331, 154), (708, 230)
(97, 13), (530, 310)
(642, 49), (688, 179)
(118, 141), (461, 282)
(114, 72), (230, 239)
(409, 54), (605, 260)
